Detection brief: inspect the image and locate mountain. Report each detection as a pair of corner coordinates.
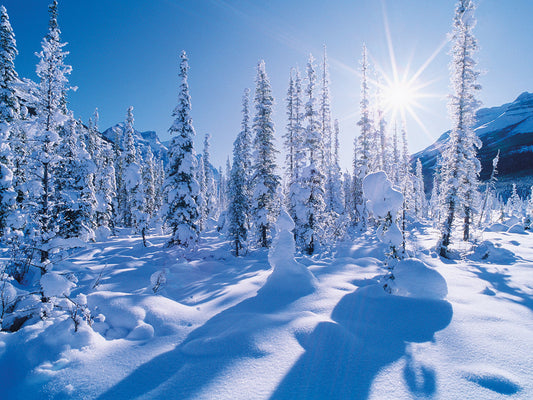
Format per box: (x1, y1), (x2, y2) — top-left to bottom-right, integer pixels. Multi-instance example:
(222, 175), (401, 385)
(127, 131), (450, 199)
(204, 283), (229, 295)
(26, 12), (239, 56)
(413, 92), (533, 197)
(102, 123), (168, 164)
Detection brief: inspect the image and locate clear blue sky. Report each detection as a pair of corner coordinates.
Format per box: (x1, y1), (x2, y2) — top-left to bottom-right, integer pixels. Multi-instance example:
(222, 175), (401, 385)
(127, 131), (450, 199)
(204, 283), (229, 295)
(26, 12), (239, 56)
(4, 0), (533, 170)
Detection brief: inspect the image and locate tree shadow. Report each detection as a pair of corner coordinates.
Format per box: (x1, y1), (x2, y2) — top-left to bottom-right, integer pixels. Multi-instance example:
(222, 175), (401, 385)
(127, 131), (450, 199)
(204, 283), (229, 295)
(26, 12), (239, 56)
(270, 285), (453, 399)
(95, 276), (311, 400)
(471, 265), (533, 312)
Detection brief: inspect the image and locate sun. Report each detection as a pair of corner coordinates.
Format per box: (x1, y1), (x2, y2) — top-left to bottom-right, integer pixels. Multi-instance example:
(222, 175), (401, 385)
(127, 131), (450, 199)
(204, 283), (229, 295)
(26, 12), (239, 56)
(383, 80), (417, 113)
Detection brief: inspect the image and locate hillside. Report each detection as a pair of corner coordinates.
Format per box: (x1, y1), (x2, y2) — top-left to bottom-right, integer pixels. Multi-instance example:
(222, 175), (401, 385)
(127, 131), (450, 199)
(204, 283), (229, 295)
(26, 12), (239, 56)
(413, 92), (533, 196)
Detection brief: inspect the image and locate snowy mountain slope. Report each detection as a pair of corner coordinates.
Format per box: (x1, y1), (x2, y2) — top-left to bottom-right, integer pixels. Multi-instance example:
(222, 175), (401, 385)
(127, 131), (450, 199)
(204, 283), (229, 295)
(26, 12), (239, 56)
(413, 92), (533, 195)
(0, 224), (532, 399)
(102, 124), (168, 164)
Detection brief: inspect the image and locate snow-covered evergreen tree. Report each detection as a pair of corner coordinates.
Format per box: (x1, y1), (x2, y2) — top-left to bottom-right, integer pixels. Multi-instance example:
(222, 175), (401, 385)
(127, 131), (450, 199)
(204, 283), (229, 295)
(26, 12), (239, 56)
(30, 0), (73, 260)
(164, 51), (200, 248)
(228, 89), (253, 256)
(0, 6), (19, 239)
(320, 46), (334, 211)
(352, 44), (373, 227)
(251, 60), (280, 248)
(507, 183), (521, 218)
(94, 146), (116, 239)
(413, 159), (426, 219)
(54, 118), (96, 240)
(438, 0), (482, 256)
(119, 107), (142, 229)
(203, 134), (217, 219)
(329, 119), (344, 214)
(355, 44), (373, 180)
(295, 54), (326, 254)
(0, 6), (19, 124)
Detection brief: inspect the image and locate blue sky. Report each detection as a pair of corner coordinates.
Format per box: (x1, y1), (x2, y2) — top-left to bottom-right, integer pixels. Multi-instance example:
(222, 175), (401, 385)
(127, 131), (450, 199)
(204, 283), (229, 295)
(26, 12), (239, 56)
(4, 0), (533, 170)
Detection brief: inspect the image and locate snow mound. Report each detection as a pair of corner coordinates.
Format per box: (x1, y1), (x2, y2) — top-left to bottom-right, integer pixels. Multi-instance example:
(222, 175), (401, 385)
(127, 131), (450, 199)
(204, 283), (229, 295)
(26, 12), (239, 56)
(470, 240), (517, 263)
(262, 210), (317, 295)
(507, 223), (526, 234)
(40, 272), (76, 298)
(392, 259), (448, 300)
(484, 223), (508, 232)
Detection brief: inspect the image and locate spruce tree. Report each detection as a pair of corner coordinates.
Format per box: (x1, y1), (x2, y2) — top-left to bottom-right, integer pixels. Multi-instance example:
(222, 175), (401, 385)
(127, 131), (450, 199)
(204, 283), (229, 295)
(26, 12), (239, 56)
(251, 60), (280, 248)
(119, 106), (142, 229)
(54, 118), (96, 240)
(228, 89), (253, 256)
(0, 6), (19, 124)
(438, 0), (482, 256)
(203, 133), (217, 219)
(320, 46), (334, 212)
(0, 6), (18, 239)
(94, 146), (116, 238)
(164, 51), (200, 248)
(352, 44), (373, 226)
(297, 54), (326, 254)
(30, 0), (72, 260)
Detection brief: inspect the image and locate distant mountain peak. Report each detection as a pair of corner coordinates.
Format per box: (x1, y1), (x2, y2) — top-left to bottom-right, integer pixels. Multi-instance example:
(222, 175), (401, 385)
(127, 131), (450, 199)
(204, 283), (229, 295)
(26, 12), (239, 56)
(414, 92), (533, 196)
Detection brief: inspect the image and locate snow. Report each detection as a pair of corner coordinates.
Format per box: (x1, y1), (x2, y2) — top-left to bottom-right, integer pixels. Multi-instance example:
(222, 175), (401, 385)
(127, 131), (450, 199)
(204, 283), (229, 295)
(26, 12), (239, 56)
(0, 226), (532, 399)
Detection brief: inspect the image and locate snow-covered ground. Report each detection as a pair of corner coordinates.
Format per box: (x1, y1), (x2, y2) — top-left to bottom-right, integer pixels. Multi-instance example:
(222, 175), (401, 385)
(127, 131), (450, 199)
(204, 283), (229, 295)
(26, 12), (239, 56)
(1, 225), (532, 399)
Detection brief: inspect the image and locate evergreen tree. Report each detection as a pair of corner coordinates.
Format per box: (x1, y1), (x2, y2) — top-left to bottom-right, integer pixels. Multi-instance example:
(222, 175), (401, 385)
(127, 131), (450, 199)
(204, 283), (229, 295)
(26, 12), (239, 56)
(438, 0), (482, 256)
(414, 158), (426, 219)
(0, 5), (19, 123)
(119, 107), (142, 229)
(30, 0), (72, 260)
(196, 153), (207, 230)
(54, 118), (96, 240)
(251, 60), (280, 248)
(507, 183), (521, 218)
(228, 89), (253, 256)
(355, 44), (373, 179)
(296, 54), (326, 254)
(0, 6), (19, 239)
(164, 51), (200, 248)
(94, 146), (116, 238)
(329, 119), (344, 214)
(203, 133), (217, 219)
(352, 44), (373, 226)
(320, 45), (334, 211)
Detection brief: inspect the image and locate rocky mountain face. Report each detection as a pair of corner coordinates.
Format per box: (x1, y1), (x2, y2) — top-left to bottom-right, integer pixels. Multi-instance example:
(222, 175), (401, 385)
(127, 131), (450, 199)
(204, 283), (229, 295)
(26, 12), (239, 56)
(413, 92), (533, 197)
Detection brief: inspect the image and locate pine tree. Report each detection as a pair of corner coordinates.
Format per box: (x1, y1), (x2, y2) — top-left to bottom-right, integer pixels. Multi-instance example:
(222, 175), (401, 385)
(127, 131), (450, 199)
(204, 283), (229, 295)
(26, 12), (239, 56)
(320, 46), (334, 211)
(352, 44), (373, 226)
(203, 133), (217, 219)
(414, 158), (426, 219)
(228, 89), (253, 256)
(164, 51), (200, 248)
(507, 183), (521, 218)
(251, 60), (280, 248)
(119, 107), (142, 229)
(0, 6), (19, 124)
(296, 54), (326, 254)
(438, 0), (482, 256)
(94, 146), (116, 238)
(30, 0), (72, 260)
(329, 120), (344, 214)
(54, 118), (96, 240)
(0, 6), (19, 239)
(355, 44), (373, 179)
